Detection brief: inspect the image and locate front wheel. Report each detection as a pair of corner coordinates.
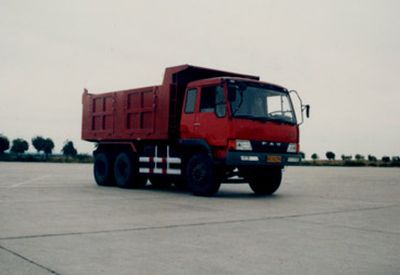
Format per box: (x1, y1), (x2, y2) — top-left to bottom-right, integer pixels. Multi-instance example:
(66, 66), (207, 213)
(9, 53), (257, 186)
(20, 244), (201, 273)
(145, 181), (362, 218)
(186, 154), (220, 196)
(247, 168), (282, 195)
(114, 151), (147, 189)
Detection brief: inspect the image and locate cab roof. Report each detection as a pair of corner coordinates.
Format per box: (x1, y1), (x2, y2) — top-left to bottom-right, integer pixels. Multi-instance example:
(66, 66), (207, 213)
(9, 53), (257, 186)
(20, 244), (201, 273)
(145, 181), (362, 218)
(187, 76), (287, 92)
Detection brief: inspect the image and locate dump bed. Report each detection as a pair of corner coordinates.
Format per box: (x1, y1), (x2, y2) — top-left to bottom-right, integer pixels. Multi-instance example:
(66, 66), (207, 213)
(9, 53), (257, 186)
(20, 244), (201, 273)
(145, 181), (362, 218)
(82, 85), (168, 141)
(82, 64), (259, 142)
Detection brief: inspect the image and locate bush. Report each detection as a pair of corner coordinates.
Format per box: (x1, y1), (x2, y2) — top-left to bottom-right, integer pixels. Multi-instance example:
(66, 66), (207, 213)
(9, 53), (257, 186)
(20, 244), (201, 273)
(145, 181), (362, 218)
(355, 154), (365, 161)
(392, 156), (400, 162)
(344, 160), (366, 167)
(341, 155), (352, 161)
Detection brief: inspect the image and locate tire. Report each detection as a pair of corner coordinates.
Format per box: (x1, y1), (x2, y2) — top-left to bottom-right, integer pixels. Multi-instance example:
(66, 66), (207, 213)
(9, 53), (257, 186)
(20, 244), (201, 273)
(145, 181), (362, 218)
(186, 154), (220, 196)
(94, 152), (114, 186)
(114, 151), (147, 189)
(247, 167), (282, 195)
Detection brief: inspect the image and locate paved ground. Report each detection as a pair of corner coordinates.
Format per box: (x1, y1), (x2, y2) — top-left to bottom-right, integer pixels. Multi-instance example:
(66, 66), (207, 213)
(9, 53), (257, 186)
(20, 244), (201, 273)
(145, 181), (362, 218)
(0, 162), (399, 275)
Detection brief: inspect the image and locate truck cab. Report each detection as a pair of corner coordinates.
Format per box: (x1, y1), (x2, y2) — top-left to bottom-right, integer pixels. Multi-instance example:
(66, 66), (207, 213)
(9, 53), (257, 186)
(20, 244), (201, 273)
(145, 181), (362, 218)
(178, 76), (305, 195)
(181, 77), (301, 162)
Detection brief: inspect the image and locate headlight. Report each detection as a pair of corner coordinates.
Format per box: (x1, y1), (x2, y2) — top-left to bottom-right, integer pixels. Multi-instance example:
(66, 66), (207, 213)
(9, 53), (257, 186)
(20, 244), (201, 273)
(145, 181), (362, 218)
(236, 140), (252, 151)
(287, 143), (297, 153)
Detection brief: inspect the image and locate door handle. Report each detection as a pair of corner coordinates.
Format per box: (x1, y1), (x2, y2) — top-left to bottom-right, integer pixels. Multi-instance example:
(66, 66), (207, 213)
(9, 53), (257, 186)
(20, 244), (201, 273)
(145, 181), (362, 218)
(194, 123), (201, 126)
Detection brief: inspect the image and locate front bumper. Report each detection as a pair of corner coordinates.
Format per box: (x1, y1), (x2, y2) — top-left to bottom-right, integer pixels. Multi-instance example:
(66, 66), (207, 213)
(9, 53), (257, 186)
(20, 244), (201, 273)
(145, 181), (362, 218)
(226, 151), (302, 167)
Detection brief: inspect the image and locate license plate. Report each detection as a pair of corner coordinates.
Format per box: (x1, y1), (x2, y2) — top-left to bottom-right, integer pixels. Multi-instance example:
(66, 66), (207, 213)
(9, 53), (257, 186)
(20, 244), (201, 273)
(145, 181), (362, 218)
(267, 155), (282, 163)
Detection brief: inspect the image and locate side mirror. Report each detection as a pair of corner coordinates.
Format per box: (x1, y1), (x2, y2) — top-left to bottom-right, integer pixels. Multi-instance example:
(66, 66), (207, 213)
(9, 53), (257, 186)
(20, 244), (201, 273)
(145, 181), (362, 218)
(304, 104), (310, 118)
(289, 90), (309, 124)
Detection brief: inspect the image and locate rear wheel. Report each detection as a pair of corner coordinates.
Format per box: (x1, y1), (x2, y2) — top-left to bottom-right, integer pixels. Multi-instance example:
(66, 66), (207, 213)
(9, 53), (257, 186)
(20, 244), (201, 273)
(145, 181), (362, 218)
(114, 151), (147, 189)
(186, 154), (220, 196)
(94, 152), (114, 186)
(247, 167), (282, 195)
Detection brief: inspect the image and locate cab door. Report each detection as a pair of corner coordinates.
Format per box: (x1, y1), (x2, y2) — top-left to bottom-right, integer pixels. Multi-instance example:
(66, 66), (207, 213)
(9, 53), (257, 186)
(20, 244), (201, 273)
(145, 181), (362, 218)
(180, 84), (228, 147)
(195, 84), (228, 147)
(180, 88), (199, 138)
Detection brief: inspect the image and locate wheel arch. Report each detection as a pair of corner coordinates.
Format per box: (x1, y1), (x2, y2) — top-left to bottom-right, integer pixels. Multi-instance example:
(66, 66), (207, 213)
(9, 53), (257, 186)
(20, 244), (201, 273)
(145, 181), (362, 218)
(94, 142), (137, 156)
(178, 139), (212, 157)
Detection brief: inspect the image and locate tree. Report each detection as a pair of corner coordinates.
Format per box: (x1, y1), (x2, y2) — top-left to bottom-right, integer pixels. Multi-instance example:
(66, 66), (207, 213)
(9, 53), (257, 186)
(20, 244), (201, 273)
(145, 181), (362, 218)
(368, 155), (377, 162)
(62, 140), (77, 157)
(311, 153), (319, 161)
(32, 136), (46, 153)
(326, 151), (335, 160)
(299, 151), (306, 159)
(382, 156), (390, 163)
(341, 154), (352, 161)
(0, 134), (10, 154)
(43, 138), (55, 155)
(355, 154), (365, 161)
(10, 138), (29, 154)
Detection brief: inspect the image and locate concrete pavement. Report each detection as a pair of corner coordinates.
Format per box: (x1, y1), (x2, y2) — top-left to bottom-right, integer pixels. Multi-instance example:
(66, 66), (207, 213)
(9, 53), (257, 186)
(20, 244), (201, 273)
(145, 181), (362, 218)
(0, 162), (399, 274)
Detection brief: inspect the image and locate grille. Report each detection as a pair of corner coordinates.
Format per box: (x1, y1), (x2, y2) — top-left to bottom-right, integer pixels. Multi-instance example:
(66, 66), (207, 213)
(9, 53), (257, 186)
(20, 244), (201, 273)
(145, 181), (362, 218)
(250, 141), (289, 153)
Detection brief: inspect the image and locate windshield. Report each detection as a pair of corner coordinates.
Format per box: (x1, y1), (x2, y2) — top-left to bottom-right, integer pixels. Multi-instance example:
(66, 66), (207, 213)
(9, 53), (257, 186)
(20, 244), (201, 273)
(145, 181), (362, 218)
(228, 81), (296, 124)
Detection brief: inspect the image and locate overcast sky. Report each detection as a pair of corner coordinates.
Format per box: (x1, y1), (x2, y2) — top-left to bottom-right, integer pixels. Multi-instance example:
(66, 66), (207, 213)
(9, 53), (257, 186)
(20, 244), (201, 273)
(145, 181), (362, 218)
(1, 0), (399, 158)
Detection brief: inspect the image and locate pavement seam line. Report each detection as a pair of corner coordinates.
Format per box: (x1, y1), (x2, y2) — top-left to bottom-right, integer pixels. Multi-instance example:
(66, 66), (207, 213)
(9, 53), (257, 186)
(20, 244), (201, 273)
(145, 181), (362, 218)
(0, 203), (398, 241)
(286, 217), (400, 236)
(0, 244), (60, 275)
(9, 175), (51, 188)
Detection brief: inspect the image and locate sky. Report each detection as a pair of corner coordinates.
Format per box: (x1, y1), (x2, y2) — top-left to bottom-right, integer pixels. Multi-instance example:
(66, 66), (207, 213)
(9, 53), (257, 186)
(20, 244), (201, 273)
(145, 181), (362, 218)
(1, 0), (400, 159)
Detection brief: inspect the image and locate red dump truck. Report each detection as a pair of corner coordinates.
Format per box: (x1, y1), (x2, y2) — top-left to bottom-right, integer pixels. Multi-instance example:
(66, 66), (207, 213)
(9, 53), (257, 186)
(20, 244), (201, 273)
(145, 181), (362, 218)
(82, 64), (309, 196)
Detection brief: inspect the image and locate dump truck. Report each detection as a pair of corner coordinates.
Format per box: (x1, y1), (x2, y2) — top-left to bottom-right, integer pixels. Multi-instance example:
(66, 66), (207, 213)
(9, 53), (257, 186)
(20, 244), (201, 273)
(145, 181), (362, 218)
(82, 64), (309, 196)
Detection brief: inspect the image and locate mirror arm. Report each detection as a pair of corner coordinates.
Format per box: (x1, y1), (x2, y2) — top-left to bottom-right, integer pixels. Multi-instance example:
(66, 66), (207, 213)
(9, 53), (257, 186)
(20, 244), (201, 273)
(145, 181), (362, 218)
(290, 90), (310, 125)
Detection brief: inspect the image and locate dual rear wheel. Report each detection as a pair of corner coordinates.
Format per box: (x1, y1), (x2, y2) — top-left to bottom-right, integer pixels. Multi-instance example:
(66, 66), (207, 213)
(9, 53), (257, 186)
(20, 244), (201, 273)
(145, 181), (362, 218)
(94, 151), (146, 188)
(93, 151), (220, 196)
(93, 152), (113, 186)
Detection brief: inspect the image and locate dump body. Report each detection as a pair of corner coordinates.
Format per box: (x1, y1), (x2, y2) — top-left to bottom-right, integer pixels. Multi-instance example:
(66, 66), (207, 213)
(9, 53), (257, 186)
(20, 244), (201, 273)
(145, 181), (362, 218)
(82, 85), (167, 141)
(82, 64), (259, 142)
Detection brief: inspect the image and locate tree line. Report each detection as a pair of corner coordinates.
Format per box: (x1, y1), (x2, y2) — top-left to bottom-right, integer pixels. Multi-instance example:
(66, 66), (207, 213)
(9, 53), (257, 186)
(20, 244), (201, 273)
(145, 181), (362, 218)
(0, 134), (78, 157)
(2, 134), (398, 165)
(306, 151), (400, 163)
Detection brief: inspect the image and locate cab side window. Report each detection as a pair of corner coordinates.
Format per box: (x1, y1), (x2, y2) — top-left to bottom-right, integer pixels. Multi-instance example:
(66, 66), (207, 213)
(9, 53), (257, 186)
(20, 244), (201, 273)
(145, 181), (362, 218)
(200, 85), (226, 117)
(200, 86), (216, 112)
(184, 88), (197, 113)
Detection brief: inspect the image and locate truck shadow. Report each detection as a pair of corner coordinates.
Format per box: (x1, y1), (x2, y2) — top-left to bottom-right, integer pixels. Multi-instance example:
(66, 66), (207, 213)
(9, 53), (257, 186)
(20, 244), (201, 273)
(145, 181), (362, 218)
(216, 190), (282, 200)
(138, 184), (282, 200)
